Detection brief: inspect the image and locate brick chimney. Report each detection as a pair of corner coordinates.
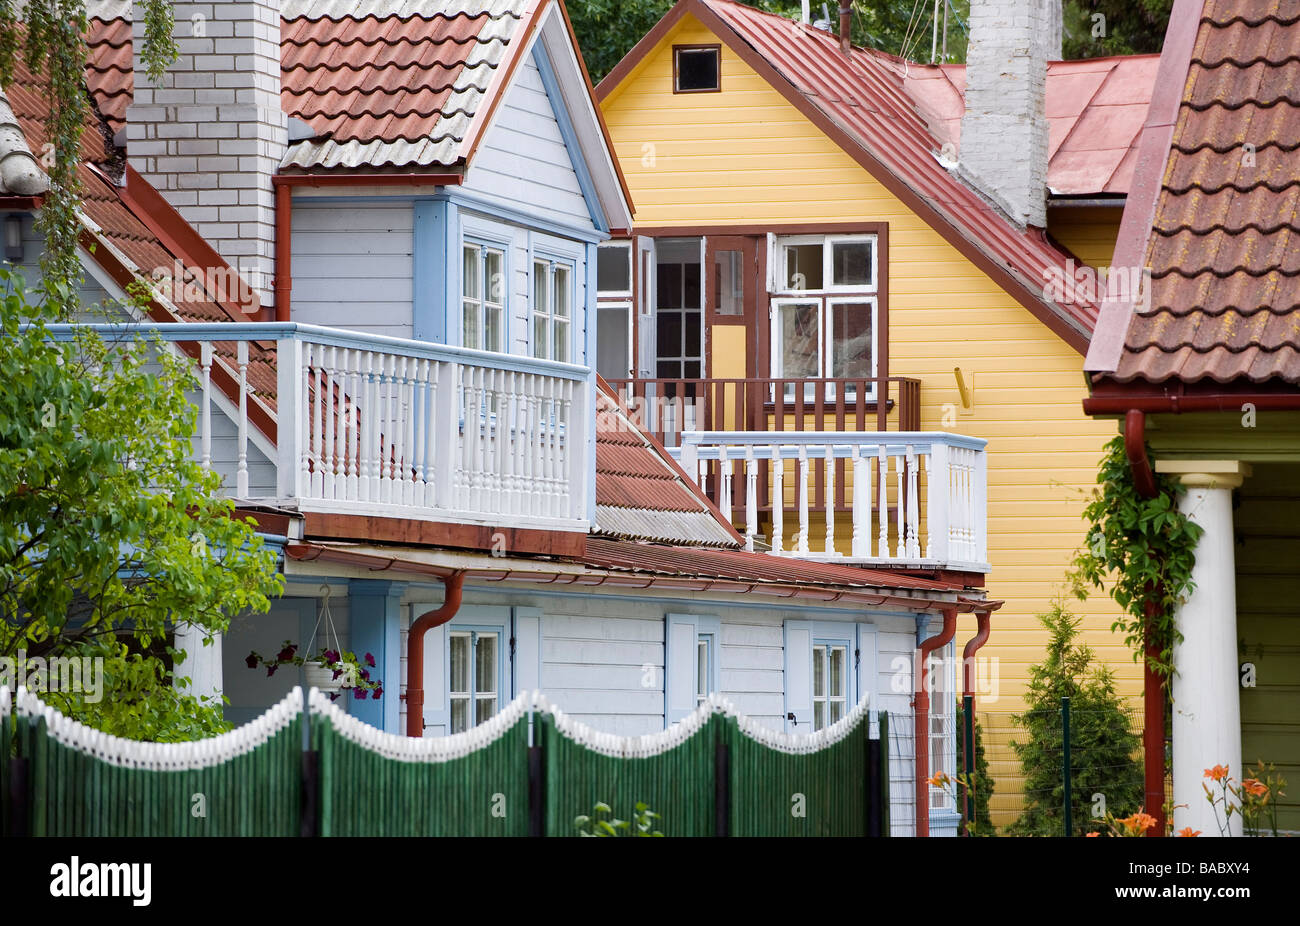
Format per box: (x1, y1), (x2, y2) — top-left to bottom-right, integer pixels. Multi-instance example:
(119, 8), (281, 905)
(958, 0), (1060, 229)
(125, 0), (287, 311)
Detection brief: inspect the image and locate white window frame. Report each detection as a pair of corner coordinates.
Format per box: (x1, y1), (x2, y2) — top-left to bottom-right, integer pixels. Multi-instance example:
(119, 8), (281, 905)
(927, 642), (957, 811)
(596, 241), (634, 298)
(532, 256), (575, 362)
(596, 300), (635, 381)
(462, 241), (506, 353)
(665, 613), (720, 725)
(447, 625), (505, 735)
(767, 233), (879, 401)
(812, 638), (851, 731)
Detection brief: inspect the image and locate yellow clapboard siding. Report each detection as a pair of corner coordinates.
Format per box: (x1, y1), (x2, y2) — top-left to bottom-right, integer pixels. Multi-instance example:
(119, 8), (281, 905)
(601, 14), (1133, 821)
(1047, 206), (1124, 270)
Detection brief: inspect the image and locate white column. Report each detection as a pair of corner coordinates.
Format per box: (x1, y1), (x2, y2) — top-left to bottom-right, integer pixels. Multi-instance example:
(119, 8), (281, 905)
(1156, 460), (1249, 837)
(173, 623), (223, 705)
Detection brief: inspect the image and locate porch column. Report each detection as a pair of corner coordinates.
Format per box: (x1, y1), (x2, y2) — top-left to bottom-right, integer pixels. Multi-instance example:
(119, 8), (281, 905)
(173, 623), (222, 704)
(1155, 460), (1249, 837)
(349, 580), (407, 732)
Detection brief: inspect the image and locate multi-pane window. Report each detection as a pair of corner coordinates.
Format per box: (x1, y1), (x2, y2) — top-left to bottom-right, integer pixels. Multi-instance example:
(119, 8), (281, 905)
(770, 235), (877, 396)
(812, 641), (849, 731)
(449, 629), (499, 734)
(462, 243), (504, 352)
(928, 650), (954, 810)
(532, 259), (572, 362)
(655, 239), (703, 379)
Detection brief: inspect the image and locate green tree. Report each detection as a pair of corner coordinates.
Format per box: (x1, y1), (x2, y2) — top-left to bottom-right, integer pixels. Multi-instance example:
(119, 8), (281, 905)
(0, 0), (177, 315)
(567, 1), (973, 85)
(1007, 601), (1143, 836)
(955, 701), (994, 834)
(1063, 0), (1172, 58)
(0, 271), (283, 740)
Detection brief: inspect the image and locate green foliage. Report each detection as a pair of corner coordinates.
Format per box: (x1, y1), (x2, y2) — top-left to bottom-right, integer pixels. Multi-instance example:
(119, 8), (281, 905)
(955, 701), (994, 835)
(566, 1), (973, 84)
(1007, 601), (1143, 837)
(0, 0), (177, 315)
(0, 269), (283, 739)
(1063, 0), (1172, 59)
(574, 800), (664, 836)
(1070, 435), (1202, 680)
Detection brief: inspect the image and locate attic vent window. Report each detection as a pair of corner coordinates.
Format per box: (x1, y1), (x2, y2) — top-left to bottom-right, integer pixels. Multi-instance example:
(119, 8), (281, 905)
(674, 45), (720, 93)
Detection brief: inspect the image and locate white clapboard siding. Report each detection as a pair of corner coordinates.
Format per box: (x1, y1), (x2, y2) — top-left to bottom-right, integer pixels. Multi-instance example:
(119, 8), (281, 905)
(719, 619), (785, 726)
(291, 201), (415, 339)
(542, 611), (664, 735)
(187, 388), (276, 498)
(461, 53), (595, 231)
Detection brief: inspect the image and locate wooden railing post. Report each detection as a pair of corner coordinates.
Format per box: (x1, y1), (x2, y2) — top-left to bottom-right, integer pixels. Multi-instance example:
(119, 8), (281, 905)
(927, 441), (950, 564)
(432, 360), (460, 509)
(276, 336), (304, 501)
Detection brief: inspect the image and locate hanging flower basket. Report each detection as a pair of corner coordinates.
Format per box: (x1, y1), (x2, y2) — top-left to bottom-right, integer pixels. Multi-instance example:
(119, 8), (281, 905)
(245, 586), (383, 701)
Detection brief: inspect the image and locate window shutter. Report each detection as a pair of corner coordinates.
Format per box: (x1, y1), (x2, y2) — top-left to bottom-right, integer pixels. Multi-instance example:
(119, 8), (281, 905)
(856, 622), (878, 713)
(783, 619), (814, 732)
(512, 607), (542, 697)
(421, 622), (448, 737)
(664, 613), (698, 725)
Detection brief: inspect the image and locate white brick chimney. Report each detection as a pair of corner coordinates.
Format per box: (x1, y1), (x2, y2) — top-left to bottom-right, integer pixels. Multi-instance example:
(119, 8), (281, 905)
(958, 0), (1060, 229)
(126, 0), (287, 311)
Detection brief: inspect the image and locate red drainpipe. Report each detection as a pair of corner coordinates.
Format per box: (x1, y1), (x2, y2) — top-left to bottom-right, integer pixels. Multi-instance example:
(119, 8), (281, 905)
(273, 180), (292, 322)
(959, 610), (992, 835)
(915, 607), (957, 837)
(1123, 409), (1166, 836)
(402, 572), (465, 737)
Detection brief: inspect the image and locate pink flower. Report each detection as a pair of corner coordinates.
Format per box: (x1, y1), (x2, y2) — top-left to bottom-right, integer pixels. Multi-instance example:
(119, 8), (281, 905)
(365, 652), (376, 668)
(372, 687), (383, 700)
(266, 665), (277, 678)
(354, 688), (367, 700)
(245, 653), (258, 670)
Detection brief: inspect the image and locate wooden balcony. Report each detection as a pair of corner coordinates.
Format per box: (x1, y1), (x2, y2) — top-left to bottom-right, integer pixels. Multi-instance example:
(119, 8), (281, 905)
(673, 431), (989, 574)
(605, 377), (922, 448)
(47, 323), (594, 534)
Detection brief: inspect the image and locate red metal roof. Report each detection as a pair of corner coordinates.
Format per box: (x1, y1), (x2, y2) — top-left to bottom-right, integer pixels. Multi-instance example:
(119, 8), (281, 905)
(605, 0), (1100, 350)
(1097, 0), (1300, 385)
(903, 55), (1159, 197)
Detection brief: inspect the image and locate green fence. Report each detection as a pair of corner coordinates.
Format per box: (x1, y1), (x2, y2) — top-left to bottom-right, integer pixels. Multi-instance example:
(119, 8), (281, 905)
(5, 685), (893, 837)
(312, 690), (532, 837)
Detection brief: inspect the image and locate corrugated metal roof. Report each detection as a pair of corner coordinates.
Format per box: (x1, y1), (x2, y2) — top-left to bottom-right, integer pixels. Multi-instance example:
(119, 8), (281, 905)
(583, 538), (960, 594)
(594, 388), (741, 547)
(1108, 0), (1300, 385)
(696, 0), (1099, 342)
(903, 55), (1159, 196)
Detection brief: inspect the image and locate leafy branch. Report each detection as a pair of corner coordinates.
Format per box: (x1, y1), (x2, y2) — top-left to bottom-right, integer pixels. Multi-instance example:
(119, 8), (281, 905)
(1069, 435), (1202, 681)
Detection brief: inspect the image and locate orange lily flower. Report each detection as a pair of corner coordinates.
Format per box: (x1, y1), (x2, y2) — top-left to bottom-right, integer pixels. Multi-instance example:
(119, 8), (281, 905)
(1204, 764), (1231, 782)
(1177, 827), (1201, 837)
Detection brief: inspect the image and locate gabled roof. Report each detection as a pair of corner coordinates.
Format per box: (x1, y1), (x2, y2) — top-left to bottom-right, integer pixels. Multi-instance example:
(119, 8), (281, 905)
(1085, 0), (1300, 388)
(597, 0), (1100, 352)
(79, 0), (632, 226)
(903, 55), (1159, 197)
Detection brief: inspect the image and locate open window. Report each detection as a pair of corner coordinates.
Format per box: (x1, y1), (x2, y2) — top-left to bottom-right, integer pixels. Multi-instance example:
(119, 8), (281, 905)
(768, 234), (878, 400)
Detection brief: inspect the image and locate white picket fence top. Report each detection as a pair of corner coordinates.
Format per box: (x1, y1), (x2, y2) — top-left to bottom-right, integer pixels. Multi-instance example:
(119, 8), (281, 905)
(308, 686), (532, 763)
(14, 685), (302, 771)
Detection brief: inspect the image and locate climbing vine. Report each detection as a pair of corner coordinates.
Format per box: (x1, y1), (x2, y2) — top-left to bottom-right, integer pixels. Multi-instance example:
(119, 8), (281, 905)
(1070, 435), (1203, 683)
(0, 0), (176, 314)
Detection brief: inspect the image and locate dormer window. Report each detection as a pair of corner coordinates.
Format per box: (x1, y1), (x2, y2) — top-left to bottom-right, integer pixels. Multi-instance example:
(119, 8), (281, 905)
(674, 45), (721, 93)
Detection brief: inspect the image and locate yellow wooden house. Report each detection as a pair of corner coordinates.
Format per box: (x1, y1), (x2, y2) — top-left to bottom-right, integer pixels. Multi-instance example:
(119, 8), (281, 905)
(592, 0), (1156, 827)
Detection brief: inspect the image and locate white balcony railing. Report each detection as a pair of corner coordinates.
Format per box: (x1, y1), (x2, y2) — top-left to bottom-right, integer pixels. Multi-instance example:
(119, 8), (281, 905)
(46, 323), (593, 533)
(674, 431), (988, 573)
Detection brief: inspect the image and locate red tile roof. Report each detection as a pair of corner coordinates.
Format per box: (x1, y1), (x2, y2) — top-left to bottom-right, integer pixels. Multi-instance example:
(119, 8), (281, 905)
(600, 0), (1100, 352)
(1094, 0), (1300, 385)
(903, 55), (1159, 197)
(81, 1), (534, 171)
(594, 385), (742, 547)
